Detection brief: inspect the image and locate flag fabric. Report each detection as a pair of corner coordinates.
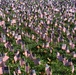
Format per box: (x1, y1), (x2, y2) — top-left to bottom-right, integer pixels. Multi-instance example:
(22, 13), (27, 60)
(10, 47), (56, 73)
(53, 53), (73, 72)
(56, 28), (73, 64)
(13, 71), (16, 75)
(3, 66), (9, 74)
(45, 64), (52, 75)
(3, 34), (6, 43)
(62, 44), (66, 50)
(11, 19), (16, 25)
(46, 42), (50, 48)
(17, 67), (21, 74)
(0, 21), (2, 26)
(34, 58), (41, 65)
(0, 21), (5, 26)
(71, 64), (74, 74)
(14, 51), (20, 62)
(0, 57), (2, 65)
(63, 58), (68, 66)
(14, 55), (17, 62)
(17, 35), (21, 40)
(57, 52), (63, 62)
(25, 63), (30, 74)
(72, 51), (76, 58)
(19, 58), (25, 66)
(3, 53), (9, 62)
(0, 67), (3, 74)
(63, 27), (66, 33)
(23, 50), (28, 58)
(32, 34), (35, 40)
(66, 47), (70, 54)
(1, 21), (5, 25)
(31, 70), (36, 75)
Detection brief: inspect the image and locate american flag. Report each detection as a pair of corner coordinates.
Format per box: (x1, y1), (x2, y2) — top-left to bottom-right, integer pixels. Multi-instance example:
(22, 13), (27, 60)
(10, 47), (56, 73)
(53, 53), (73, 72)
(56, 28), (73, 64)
(14, 51), (20, 62)
(72, 51), (76, 58)
(2, 21), (5, 25)
(47, 20), (50, 24)
(63, 27), (66, 33)
(21, 42), (25, 50)
(0, 67), (3, 74)
(34, 58), (41, 65)
(31, 70), (36, 75)
(3, 53), (9, 62)
(46, 42), (50, 48)
(0, 21), (2, 26)
(3, 66), (9, 74)
(71, 64), (74, 74)
(74, 26), (76, 31)
(19, 58), (25, 66)
(2, 34), (6, 43)
(17, 67), (21, 74)
(0, 57), (2, 65)
(23, 50), (28, 58)
(11, 19), (16, 25)
(32, 34), (35, 40)
(61, 44), (66, 50)
(17, 35), (21, 40)
(0, 21), (5, 26)
(63, 58), (68, 66)
(25, 62), (30, 74)
(13, 71), (16, 75)
(14, 55), (17, 62)
(45, 64), (52, 75)
(57, 52), (63, 62)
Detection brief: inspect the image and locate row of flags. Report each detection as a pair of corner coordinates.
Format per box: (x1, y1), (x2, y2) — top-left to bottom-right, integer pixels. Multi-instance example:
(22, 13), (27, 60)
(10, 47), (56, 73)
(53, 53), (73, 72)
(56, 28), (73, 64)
(0, 21), (52, 75)
(57, 52), (74, 74)
(0, 0), (76, 75)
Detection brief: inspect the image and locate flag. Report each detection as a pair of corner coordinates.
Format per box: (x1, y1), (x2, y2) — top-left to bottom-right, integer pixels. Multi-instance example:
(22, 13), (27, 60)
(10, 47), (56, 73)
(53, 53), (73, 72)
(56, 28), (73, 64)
(31, 70), (36, 75)
(1, 21), (5, 25)
(71, 64), (74, 74)
(66, 30), (70, 36)
(19, 58), (25, 66)
(32, 34), (35, 40)
(63, 58), (69, 66)
(17, 35), (21, 40)
(3, 66), (9, 73)
(0, 67), (3, 74)
(23, 50), (28, 58)
(54, 8), (59, 12)
(34, 58), (41, 65)
(14, 55), (17, 62)
(4, 42), (8, 48)
(3, 34), (6, 43)
(11, 19), (16, 25)
(62, 44), (66, 50)
(68, 58), (73, 66)
(46, 42), (50, 48)
(3, 53), (9, 62)
(50, 48), (52, 53)
(0, 57), (2, 65)
(0, 21), (2, 26)
(25, 62), (30, 74)
(63, 27), (66, 33)
(45, 64), (52, 75)
(47, 20), (50, 24)
(13, 71), (16, 75)
(17, 67), (21, 74)
(65, 46), (70, 53)
(12, 31), (15, 37)
(72, 51), (76, 58)
(14, 51), (20, 62)
(42, 43), (45, 48)
(57, 52), (63, 62)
